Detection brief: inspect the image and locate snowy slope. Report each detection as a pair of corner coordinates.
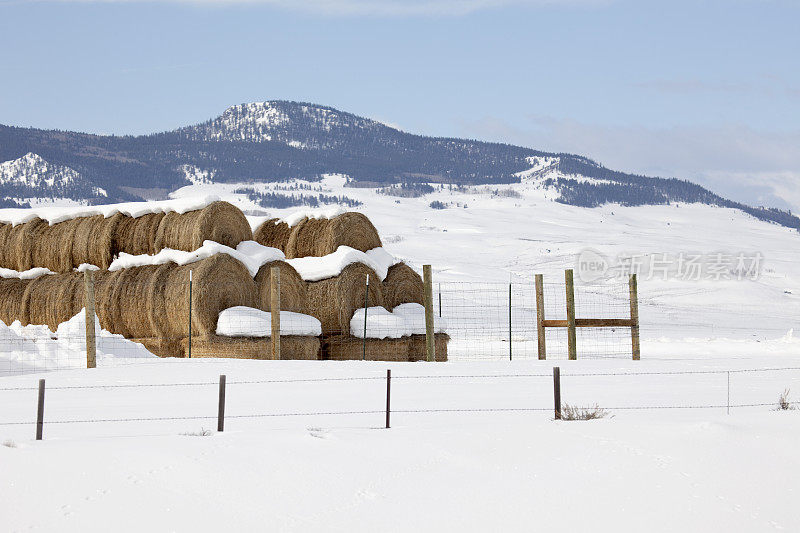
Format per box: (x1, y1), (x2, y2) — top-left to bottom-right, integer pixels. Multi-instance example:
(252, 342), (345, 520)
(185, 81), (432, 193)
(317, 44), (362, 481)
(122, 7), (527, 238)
(0, 153), (106, 205)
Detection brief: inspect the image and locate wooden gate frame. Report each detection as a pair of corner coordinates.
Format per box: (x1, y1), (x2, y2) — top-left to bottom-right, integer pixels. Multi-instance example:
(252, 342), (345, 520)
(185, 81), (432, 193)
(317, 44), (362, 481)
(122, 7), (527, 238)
(535, 270), (640, 360)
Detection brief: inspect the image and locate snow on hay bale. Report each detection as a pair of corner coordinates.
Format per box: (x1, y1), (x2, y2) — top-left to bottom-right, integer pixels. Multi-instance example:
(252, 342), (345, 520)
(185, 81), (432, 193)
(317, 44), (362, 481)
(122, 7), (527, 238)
(253, 260), (307, 313)
(305, 262), (385, 336)
(253, 218), (292, 252)
(284, 212), (382, 259)
(181, 335), (320, 360)
(382, 262), (424, 310)
(154, 200), (252, 253)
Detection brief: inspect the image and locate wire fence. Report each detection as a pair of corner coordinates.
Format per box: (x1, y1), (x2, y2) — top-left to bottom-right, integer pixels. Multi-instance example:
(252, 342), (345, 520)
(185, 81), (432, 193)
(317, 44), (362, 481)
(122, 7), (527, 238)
(0, 276), (798, 376)
(2, 367), (799, 439)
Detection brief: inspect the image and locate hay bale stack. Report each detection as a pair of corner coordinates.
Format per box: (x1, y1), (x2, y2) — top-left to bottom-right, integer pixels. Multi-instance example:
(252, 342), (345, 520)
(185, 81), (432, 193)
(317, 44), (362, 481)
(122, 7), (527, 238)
(0, 223), (12, 267)
(382, 263), (424, 310)
(22, 272), (84, 330)
(253, 218), (292, 252)
(305, 262), (385, 336)
(7, 217), (48, 271)
(409, 333), (449, 362)
(113, 212), (165, 256)
(0, 277), (31, 326)
(154, 201), (252, 253)
(253, 260), (307, 313)
(284, 212), (382, 258)
(180, 335), (320, 360)
(324, 335), (411, 361)
(30, 218), (80, 273)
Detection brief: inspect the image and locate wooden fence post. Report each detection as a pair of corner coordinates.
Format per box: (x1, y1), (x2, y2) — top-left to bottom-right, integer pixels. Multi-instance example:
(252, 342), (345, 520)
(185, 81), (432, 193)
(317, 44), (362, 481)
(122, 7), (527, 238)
(508, 283), (512, 361)
(629, 273), (640, 361)
(217, 374), (226, 432)
(188, 270), (192, 359)
(362, 274), (369, 361)
(35, 378), (45, 440)
(553, 367), (561, 420)
(84, 270), (96, 369)
(423, 265), (435, 362)
(535, 274), (546, 360)
(565, 269), (577, 360)
(271, 266), (281, 360)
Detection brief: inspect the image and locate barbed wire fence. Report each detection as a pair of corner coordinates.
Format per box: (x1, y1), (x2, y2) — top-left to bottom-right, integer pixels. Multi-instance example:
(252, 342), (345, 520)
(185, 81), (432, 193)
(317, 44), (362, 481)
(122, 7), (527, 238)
(2, 366), (800, 440)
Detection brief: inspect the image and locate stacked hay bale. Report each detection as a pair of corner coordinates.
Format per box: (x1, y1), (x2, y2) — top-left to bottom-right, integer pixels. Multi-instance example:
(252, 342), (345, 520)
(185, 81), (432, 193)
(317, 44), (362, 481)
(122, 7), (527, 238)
(254, 212), (381, 258)
(0, 201), (252, 273)
(382, 262), (424, 310)
(305, 263), (385, 336)
(253, 260), (307, 314)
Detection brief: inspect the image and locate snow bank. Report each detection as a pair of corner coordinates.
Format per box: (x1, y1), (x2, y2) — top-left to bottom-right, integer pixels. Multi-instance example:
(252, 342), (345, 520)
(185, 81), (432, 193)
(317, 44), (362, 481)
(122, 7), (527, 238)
(282, 206), (347, 227)
(217, 306), (322, 337)
(350, 303), (448, 339)
(0, 267), (54, 280)
(109, 240), (285, 277)
(0, 311), (156, 374)
(287, 246), (398, 282)
(0, 195), (221, 226)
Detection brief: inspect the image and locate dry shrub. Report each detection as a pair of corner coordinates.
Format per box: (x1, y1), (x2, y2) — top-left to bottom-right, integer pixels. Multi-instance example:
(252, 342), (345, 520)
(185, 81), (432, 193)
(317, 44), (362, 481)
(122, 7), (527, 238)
(154, 201), (252, 252)
(777, 389), (796, 411)
(253, 260), (307, 313)
(284, 212), (382, 258)
(253, 218), (292, 252)
(305, 262), (385, 336)
(382, 262), (424, 310)
(559, 404), (612, 421)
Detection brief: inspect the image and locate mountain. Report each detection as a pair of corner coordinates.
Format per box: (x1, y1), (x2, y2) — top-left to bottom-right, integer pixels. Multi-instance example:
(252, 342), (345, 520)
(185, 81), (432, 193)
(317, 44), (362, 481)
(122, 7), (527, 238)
(0, 101), (797, 229)
(0, 152), (107, 207)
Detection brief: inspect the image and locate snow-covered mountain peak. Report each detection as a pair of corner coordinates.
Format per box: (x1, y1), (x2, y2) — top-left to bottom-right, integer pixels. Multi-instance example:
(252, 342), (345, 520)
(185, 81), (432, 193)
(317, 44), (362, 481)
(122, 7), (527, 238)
(0, 153), (106, 203)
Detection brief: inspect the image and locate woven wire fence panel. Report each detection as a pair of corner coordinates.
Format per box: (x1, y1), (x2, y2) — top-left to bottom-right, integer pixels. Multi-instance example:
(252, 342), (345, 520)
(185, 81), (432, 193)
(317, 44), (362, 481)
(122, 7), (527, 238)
(438, 280), (636, 360)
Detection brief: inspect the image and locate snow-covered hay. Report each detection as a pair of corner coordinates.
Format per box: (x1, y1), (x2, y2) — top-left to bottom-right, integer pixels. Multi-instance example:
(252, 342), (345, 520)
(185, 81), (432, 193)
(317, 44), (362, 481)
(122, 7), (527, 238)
(253, 261), (307, 313)
(154, 200), (252, 253)
(0, 201), (252, 273)
(305, 262), (385, 336)
(253, 218), (292, 252)
(284, 212), (382, 258)
(382, 262), (424, 310)
(182, 335), (320, 360)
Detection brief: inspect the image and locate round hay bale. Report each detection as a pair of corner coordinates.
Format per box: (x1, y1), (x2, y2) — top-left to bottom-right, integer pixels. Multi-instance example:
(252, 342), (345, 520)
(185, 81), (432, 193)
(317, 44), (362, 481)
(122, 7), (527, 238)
(94, 269), (120, 333)
(160, 254), (258, 338)
(8, 217), (49, 272)
(254, 260), (307, 313)
(285, 212), (382, 258)
(22, 272), (82, 330)
(30, 218), (81, 273)
(253, 218), (292, 252)
(0, 223), (13, 269)
(0, 277), (31, 326)
(154, 201), (252, 253)
(113, 212), (166, 257)
(382, 262), (424, 310)
(305, 262), (385, 336)
(70, 214), (121, 270)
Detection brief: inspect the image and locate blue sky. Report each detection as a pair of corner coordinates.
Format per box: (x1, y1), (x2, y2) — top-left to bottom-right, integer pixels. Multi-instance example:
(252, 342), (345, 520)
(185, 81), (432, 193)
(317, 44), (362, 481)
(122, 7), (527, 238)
(1, 0), (798, 210)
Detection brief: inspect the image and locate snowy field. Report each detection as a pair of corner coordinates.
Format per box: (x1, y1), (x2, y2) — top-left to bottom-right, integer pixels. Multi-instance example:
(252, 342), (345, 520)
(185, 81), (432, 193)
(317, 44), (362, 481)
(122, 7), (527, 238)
(1, 173), (799, 531)
(1, 357), (800, 532)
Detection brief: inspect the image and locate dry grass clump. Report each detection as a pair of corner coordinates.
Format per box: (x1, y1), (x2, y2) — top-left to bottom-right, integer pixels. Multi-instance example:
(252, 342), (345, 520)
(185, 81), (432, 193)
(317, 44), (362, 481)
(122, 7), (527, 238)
(382, 262), (424, 310)
(559, 404), (612, 421)
(284, 212), (382, 258)
(253, 260), (307, 313)
(253, 218), (292, 252)
(305, 262), (385, 336)
(154, 200), (252, 252)
(776, 389), (796, 411)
